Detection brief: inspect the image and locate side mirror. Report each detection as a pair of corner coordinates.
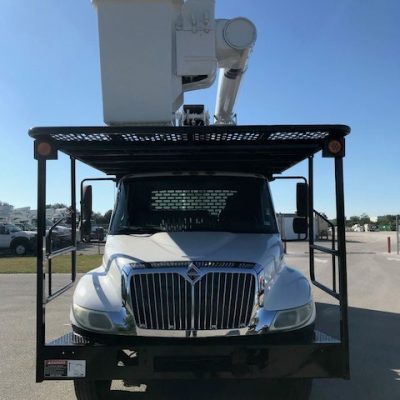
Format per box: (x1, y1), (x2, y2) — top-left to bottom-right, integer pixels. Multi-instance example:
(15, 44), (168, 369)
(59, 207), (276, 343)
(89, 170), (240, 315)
(296, 183), (308, 218)
(81, 185), (92, 237)
(293, 217), (308, 235)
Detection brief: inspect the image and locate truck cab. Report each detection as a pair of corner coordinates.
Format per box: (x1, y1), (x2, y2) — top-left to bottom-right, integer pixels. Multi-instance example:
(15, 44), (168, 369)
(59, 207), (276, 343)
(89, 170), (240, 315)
(71, 172), (315, 339)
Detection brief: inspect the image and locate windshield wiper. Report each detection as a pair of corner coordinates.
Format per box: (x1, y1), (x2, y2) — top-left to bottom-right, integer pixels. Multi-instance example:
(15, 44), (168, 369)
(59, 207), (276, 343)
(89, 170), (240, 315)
(115, 225), (165, 235)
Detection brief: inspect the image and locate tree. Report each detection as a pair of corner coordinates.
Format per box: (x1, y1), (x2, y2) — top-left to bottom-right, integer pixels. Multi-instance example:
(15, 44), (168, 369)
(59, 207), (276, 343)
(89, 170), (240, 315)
(377, 215), (397, 231)
(359, 213), (370, 225)
(347, 215), (360, 227)
(91, 212), (103, 224)
(93, 210), (113, 225)
(103, 210), (112, 224)
(46, 203), (68, 209)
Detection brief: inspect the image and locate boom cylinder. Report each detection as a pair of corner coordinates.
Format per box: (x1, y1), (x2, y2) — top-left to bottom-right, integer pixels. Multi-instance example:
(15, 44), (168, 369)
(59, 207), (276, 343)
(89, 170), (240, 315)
(214, 18), (257, 125)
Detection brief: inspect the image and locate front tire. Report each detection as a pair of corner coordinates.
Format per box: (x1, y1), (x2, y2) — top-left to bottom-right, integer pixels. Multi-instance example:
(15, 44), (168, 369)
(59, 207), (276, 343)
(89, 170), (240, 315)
(220, 379), (312, 400)
(74, 380), (111, 400)
(279, 378), (313, 399)
(11, 240), (29, 256)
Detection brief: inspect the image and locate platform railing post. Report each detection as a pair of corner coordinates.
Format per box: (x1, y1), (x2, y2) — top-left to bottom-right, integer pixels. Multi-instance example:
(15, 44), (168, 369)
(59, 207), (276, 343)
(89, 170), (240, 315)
(36, 157), (46, 382)
(397, 215), (399, 255)
(71, 157), (77, 282)
(335, 156), (350, 378)
(308, 156), (315, 281)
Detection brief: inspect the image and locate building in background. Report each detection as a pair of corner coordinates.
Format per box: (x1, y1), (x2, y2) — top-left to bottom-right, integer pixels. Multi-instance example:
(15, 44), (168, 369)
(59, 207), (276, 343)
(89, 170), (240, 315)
(0, 205), (70, 227)
(277, 213), (330, 241)
(0, 204), (13, 223)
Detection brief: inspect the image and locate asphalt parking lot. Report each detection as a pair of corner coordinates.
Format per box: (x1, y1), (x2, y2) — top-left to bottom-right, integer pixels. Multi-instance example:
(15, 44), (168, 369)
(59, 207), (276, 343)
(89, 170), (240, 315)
(0, 232), (399, 399)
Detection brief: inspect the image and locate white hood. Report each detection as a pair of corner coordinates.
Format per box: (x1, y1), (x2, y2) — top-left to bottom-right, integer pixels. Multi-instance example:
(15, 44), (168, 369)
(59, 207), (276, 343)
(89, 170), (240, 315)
(104, 232), (282, 266)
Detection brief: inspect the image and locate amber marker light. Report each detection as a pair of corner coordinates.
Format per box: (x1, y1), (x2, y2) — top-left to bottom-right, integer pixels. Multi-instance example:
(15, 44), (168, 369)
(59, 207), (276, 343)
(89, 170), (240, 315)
(37, 142), (53, 156)
(327, 139), (342, 155)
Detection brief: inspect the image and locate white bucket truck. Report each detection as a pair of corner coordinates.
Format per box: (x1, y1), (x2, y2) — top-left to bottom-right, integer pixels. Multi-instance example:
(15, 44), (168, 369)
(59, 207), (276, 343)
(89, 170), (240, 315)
(30, 1), (350, 399)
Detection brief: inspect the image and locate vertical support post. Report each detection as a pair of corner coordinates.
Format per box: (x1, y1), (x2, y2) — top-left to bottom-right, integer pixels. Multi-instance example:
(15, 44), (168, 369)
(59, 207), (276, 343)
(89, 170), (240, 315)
(396, 215), (399, 255)
(332, 223), (336, 292)
(80, 179), (84, 244)
(308, 156), (315, 281)
(48, 258), (52, 297)
(36, 158), (46, 383)
(334, 156), (350, 379)
(387, 237), (391, 254)
(71, 157), (77, 282)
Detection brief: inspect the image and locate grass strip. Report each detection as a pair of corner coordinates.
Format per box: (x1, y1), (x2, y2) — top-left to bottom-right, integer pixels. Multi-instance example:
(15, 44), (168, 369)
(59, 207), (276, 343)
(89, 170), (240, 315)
(0, 254), (103, 273)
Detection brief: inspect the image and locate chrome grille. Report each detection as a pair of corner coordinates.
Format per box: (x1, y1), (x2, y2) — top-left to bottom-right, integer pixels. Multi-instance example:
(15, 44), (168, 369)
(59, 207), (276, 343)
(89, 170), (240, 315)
(147, 261), (256, 269)
(131, 273), (192, 330)
(130, 271), (256, 330)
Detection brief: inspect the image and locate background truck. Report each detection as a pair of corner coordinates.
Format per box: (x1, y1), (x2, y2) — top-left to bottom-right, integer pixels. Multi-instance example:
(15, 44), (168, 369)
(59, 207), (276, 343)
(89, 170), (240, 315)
(30, 1), (350, 399)
(0, 223), (36, 255)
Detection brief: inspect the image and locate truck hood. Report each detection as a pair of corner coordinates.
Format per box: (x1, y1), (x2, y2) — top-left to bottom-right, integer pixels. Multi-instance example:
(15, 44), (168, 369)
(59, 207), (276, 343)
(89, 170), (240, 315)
(15, 230), (36, 238)
(104, 232), (282, 267)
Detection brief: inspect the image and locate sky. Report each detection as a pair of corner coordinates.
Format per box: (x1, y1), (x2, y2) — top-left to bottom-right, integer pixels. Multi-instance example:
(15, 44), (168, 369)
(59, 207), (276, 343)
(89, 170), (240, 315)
(0, 0), (399, 219)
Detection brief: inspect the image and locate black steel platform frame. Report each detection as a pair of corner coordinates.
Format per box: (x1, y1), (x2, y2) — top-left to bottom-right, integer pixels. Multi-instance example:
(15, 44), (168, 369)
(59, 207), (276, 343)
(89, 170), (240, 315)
(30, 124), (350, 383)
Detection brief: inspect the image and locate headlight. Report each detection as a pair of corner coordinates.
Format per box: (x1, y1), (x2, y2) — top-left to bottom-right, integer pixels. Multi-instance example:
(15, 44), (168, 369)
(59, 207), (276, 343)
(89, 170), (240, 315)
(73, 304), (113, 331)
(257, 261), (275, 306)
(270, 302), (314, 331)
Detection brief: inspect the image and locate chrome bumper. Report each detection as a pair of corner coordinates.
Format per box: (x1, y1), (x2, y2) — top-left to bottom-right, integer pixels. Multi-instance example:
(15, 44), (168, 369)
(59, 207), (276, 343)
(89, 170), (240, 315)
(71, 304), (277, 338)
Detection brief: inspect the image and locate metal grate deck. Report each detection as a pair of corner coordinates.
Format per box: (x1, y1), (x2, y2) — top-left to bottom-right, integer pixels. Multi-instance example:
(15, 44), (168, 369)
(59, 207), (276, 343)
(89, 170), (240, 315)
(29, 124), (350, 177)
(46, 329), (340, 346)
(48, 332), (90, 346)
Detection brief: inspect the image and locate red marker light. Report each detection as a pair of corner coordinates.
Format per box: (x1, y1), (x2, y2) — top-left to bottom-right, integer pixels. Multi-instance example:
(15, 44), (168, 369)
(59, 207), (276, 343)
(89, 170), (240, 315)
(327, 140), (342, 155)
(37, 142), (53, 156)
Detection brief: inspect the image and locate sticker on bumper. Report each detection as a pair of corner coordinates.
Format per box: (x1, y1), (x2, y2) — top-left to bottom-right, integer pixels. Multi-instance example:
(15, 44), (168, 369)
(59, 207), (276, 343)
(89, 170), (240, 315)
(44, 360), (86, 378)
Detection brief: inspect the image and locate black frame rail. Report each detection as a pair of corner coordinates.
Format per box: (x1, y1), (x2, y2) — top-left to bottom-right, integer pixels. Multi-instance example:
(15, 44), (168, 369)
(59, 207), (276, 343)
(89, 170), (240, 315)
(31, 124), (350, 383)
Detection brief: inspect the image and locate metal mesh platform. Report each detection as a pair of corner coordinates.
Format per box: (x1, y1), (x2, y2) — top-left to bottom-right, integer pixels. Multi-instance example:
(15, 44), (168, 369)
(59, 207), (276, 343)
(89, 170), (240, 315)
(314, 330), (340, 343)
(47, 329), (339, 347)
(29, 124), (350, 177)
(48, 332), (90, 346)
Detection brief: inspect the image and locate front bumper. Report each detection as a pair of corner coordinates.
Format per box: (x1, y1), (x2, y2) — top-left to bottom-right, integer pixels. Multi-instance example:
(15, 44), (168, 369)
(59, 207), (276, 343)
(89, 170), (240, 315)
(40, 327), (350, 382)
(72, 321), (315, 345)
(71, 304), (315, 341)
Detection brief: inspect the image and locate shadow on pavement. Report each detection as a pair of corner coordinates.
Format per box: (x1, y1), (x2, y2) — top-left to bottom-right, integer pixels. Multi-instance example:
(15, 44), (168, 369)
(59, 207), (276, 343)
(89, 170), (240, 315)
(314, 303), (400, 400)
(107, 381), (295, 400)
(98, 303), (400, 399)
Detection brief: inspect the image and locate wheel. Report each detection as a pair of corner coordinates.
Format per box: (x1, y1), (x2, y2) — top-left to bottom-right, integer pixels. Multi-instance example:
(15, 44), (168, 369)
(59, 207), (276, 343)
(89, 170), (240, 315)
(278, 379), (313, 400)
(11, 240), (29, 256)
(224, 379), (313, 400)
(74, 380), (111, 400)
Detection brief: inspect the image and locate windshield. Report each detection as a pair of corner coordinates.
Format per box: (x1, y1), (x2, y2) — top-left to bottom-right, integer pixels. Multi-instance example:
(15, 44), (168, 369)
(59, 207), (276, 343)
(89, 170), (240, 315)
(110, 176), (278, 234)
(6, 224), (21, 233)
